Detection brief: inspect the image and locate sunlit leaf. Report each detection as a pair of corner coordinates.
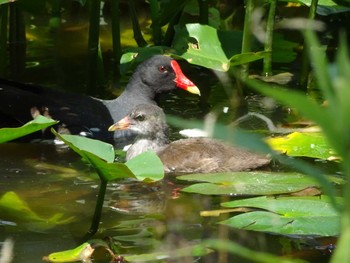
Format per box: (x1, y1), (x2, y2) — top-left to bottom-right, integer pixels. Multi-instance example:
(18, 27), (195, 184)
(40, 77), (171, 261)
(52, 130), (163, 182)
(220, 195), (341, 236)
(178, 172), (343, 196)
(125, 151), (164, 182)
(0, 192), (75, 231)
(44, 239), (111, 263)
(173, 23), (242, 71)
(267, 132), (338, 160)
(52, 130), (115, 163)
(0, 115), (57, 143)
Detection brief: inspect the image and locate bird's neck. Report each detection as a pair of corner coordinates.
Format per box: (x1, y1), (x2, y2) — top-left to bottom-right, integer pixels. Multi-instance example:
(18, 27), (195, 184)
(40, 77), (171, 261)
(126, 130), (169, 161)
(126, 75), (157, 100)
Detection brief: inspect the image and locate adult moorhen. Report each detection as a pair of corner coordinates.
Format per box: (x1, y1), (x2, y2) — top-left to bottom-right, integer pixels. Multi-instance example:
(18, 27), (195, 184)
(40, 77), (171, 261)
(0, 55), (200, 142)
(108, 104), (271, 173)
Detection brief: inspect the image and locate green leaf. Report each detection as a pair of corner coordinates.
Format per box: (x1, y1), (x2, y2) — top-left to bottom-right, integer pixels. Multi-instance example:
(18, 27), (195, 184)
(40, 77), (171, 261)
(52, 130), (163, 182)
(178, 172), (343, 196)
(45, 239), (110, 263)
(125, 151), (164, 182)
(52, 130), (115, 163)
(267, 132), (338, 159)
(220, 196), (341, 236)
(0, 192), (74, 231)
(0, 115), (58, 143)
(173, 23), (243, 71)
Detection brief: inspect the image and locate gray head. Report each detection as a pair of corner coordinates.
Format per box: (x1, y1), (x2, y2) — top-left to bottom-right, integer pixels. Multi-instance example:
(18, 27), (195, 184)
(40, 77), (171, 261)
(108, 104), (169, 139)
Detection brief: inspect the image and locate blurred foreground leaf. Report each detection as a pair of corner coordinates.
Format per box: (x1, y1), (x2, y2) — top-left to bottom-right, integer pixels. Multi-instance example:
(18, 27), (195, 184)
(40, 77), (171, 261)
(0, 115), (57, 143)
(0, 192), (74, 231)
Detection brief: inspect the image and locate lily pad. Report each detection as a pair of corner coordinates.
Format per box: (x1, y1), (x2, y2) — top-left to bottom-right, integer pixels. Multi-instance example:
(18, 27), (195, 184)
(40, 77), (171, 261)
(267, 132), (337, 160)
(0, 115), (58, 144)
(0, 192), (74, 231)
(178, 172), (343, 196)
(220, 195), (341, 236)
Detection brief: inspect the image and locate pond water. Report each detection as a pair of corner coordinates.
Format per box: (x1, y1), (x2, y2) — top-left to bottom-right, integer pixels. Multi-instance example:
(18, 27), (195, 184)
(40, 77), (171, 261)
(0, 3), (340, 263)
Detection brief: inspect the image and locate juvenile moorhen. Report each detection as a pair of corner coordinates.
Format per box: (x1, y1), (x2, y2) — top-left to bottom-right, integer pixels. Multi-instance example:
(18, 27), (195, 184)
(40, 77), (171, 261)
(0, 55), (200, 142)
(108, 104), (271, 173)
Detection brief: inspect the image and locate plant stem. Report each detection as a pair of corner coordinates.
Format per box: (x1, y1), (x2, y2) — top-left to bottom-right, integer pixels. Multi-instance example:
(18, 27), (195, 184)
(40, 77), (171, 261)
(262, 0), (276, 76)
(8, 3), (26, 79)
(198, 0), (209, 25)
(149, 0), (162, 45)
(83, 177), (107, 241)
(163, 9), (182, 46)
(0, 4), (9, 76)
(300, 0), (318, 88)
(87, 0), (104, 95)
(240, 0), (254, 81)
(111, 0), (121, 86)
(128, 0), (147, 47)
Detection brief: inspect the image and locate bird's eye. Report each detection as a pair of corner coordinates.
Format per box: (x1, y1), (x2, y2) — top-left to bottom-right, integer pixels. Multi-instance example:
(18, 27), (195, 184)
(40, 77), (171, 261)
(159, 66), (167, 73)
(135, 114), (145, 121)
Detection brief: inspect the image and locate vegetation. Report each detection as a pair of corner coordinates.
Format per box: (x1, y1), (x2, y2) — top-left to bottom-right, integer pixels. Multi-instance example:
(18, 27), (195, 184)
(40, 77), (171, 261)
(1, 0), (350, 262)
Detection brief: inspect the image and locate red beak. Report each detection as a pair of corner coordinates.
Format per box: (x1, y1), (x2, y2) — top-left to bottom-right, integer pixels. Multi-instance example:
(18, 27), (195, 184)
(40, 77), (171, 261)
(170, 60), (201, 96)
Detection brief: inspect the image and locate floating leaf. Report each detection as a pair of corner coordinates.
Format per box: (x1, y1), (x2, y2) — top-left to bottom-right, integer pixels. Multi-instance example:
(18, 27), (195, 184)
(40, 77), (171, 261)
(178, 172), (343, 196)
(220, 195), (341, 236)
(0, 115), (58, 143)
(267, 132), (338, 160)
(0, 192), (74, 231)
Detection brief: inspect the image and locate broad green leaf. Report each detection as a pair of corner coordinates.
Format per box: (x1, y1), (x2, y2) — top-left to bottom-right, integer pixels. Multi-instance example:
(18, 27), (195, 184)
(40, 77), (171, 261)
(125, 151), (164, 182)
(83, 153), (136, 181)
(125, 244), (212, 262)
(52, 130), (163, 182)
(0, 115), (57, 143)
(0, 192), (74, 231)
(220, 196), (341, 236)
(173, 23), (243, 71)
(52, 130), (115, 163)
(267, 132), (338, 160)
(178, 172), (343, 196)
